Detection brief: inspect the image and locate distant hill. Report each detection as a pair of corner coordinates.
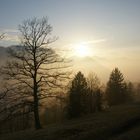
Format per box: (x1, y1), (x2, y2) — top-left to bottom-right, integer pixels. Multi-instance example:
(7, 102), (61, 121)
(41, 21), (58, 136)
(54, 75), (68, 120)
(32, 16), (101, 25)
(0, 46), (8, 57)
(0, 46), (8, 65)
(0, 45), (23, 65)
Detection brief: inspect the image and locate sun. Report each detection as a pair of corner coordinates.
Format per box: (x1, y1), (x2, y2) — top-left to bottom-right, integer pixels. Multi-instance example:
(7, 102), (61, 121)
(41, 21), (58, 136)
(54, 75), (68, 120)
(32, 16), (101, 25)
(74, 43), (90, 57)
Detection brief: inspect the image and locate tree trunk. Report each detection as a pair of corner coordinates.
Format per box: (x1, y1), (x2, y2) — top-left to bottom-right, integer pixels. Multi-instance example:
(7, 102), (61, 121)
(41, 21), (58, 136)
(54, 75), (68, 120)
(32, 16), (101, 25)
(33, 82), (42, 129)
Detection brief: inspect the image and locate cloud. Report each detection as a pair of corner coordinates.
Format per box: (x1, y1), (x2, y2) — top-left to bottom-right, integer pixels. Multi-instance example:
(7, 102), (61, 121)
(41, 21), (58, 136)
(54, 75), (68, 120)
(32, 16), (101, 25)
(1, 28), (18, 33)
(0, 28), (18, 33)
(0, 28), (19, 43)
(3, 34), (19, 42)
(80, 39), (107, 45)
(54, 38), (107, 59)
(63, 38), (107, 50)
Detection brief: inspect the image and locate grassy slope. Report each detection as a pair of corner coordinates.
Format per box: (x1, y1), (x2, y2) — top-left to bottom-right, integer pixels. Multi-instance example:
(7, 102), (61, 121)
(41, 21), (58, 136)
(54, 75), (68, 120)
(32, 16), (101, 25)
(1, 103), (140, 140)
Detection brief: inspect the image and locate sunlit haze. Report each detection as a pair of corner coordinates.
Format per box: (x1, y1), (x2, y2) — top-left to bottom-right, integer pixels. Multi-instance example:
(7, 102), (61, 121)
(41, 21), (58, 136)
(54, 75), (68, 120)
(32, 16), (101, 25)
(73, 43), (91, 57)
(0, 0), (140, 82)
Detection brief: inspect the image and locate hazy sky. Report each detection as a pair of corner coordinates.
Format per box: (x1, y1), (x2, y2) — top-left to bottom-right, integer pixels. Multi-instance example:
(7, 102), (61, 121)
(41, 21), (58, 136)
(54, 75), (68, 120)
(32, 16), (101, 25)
(0, 0), (140, 82)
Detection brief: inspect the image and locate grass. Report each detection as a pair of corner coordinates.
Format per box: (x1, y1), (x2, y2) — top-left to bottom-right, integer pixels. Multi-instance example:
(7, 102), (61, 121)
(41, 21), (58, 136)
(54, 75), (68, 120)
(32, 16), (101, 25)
(1, 102), (140, 140)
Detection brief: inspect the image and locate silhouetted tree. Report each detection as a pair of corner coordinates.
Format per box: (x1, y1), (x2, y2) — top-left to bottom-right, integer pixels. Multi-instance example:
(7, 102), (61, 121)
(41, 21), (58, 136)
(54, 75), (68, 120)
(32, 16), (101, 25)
(68, 72), (88, 118)
(87, 72), (102, 112)
(87, 72), (101, 91)
(0, 17), (69, 129)
(106, 68), (126, 106)
(125, 82), (134, 102)
(136, 83), (140, 95)
(95, 89), (102, 111)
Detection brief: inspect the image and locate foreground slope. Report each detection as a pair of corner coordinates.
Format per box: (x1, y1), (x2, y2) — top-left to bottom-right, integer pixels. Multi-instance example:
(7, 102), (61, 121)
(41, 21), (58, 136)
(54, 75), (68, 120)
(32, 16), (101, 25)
(1, 103), (140, 140)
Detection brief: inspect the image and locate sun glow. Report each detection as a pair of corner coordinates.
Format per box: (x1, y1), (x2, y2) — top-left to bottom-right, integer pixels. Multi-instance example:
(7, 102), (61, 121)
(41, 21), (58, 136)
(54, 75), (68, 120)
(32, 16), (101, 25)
(74, 43), (91, 57)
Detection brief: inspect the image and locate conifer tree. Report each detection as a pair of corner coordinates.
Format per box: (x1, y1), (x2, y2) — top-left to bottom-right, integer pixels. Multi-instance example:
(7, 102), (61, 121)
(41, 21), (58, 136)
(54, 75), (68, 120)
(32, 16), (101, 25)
(68, 71), (88, 118)
(106, 68), (126, 105)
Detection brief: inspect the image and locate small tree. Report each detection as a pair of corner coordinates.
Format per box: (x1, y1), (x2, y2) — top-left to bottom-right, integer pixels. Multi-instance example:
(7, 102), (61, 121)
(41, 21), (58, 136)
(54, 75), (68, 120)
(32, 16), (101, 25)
(87, 72), (102, 112)
(87, 72), (101, 91)
(106, 68), (126, 106)
(0, 17), (69, 129)
(68, 71), (88, 118)
(125, 82), (134, 102)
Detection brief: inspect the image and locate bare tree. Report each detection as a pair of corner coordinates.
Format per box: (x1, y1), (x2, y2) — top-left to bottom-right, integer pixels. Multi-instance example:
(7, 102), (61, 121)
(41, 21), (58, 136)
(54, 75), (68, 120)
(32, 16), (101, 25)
(87, 72), (102, 112)
(87, 72), (101, 90)
(0, 17), (70, 129)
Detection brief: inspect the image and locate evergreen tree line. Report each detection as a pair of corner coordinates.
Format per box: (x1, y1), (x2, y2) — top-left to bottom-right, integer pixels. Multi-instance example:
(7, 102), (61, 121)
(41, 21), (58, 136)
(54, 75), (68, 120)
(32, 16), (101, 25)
(67, 72), (102, 118)
(0, 67), (138, 133)
(67, 68), (135, 118)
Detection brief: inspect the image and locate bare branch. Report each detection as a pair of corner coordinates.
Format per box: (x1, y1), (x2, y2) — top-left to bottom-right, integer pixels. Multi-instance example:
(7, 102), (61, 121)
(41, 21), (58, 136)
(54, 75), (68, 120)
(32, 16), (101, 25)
(0, 17), (70, 129)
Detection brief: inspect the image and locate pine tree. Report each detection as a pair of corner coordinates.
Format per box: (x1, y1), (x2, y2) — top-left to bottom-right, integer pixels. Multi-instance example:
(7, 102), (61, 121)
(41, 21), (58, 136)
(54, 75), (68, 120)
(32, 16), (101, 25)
(106, 68), (126, 106)
(68, 71), (88, 118)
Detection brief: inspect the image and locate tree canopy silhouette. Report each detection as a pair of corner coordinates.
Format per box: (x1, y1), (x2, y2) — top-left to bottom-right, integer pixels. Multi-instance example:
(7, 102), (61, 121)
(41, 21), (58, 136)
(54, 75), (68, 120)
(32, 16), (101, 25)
(106, 68), (126, 106)
(68, 71), (88, 118)
(87, 72), (102, 112)
(0, 17), (69, 129)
